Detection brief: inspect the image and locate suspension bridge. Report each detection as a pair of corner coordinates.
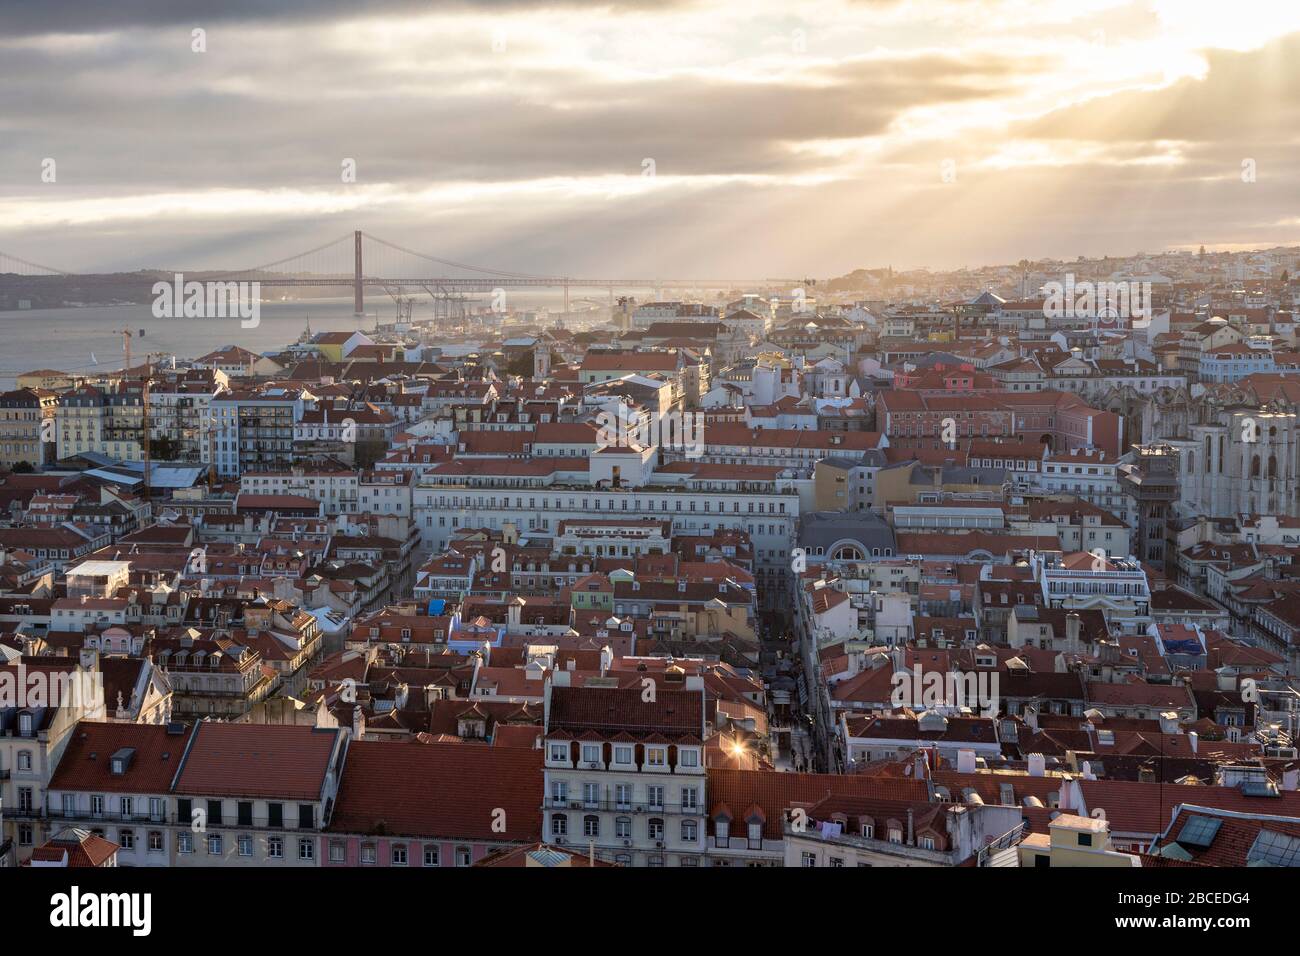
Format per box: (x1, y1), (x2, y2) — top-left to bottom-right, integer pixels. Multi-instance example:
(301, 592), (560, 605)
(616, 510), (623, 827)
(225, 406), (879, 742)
(0, 230), (808, 315)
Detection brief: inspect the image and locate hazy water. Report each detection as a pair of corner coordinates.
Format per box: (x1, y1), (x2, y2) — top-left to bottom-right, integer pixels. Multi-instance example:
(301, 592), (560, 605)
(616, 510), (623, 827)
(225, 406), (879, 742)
(0, 292), (586, 388)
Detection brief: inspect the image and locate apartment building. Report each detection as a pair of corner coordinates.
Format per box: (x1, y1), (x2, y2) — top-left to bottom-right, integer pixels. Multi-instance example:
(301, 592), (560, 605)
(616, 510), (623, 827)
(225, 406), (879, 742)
(0, 388), (57, 470)
(542, 679), (710, 866)
(207, 391), (304, 478)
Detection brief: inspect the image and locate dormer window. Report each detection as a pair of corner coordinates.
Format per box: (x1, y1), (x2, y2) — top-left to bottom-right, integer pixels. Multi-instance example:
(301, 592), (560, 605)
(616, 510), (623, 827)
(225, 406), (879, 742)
(548, 743), (568, 763)
(18, 712), (33, 736)
(646, 747), (666, 767)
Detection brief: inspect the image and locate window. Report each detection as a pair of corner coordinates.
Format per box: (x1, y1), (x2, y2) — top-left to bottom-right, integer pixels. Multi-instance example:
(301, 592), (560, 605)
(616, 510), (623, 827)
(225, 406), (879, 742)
(148, 831), (163, 852)
(299, 839), (314, 861)
(392, 844), (408, 866)
(424, 846), (440, 867)
(268, 837), (284, 859)
(207, 834), (222, 855)
(679, 749), (699, 768)
(178, 832), (194, 854)
(329, 842), (345, 863)
(920, 836), (935, 850)
(456, 846), (471, 867)
(90, 794), (104, 817)
(648, 818), (664, 841)
(1078, 833), (1093, 848)
(237, 801), (253, 826)
(149, 797), (163, 822)
(119, 828), (135, 851)
(238, 835), (253, 857)
(584, 815), (600, 838)
(888, 828), (903, 844)
(267, 803), (284, 828)
(681, 787), (698, 811)
(616, 817), (632, 839)
(615, 784), (631, 808)
(361, 844), (376, 865)
(551, 813), (568, 837)
(298, 804), (315, 829)
(681, 819), (698, 842)
(646, 748), (666, 767)
(17, 751), (31, 771)
(581, 744), (600, 764)
(613, 746), (633, 765)
(549, 743), (568, 763)
(801, 852), (817, 867)
(648, 785), (664, 810)
(748, 821), (763, 847)
(583, 782), (599, 807)
(62, 793), (76, 817)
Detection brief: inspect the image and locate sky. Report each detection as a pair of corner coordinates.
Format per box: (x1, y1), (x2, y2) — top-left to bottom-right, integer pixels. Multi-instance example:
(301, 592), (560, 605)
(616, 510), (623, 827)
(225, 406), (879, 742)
(2, 0), (1300, 278)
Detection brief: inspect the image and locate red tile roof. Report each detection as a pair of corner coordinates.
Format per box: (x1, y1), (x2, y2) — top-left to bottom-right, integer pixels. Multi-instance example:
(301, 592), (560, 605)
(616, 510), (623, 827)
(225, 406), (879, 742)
(328, 740), (542, 841)
(173, 721), (343, 800)
(705, 768), (931, 840)
(49, 721), (191, 795)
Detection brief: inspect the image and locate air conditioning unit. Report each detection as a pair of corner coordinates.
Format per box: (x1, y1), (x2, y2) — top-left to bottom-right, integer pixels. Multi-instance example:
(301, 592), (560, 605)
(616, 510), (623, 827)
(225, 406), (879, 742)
(569, 801), (581, 809)
(586, 762), (599, 769)
(622, 839), (631, 847)
(635, 805), (645, 812)
(655, 841), (664, 848)
(556, 836), (566, 845)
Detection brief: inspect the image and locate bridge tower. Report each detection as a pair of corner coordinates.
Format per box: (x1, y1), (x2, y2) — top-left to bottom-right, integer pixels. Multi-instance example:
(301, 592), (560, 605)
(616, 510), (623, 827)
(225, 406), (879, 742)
(353, 230), (364, 316)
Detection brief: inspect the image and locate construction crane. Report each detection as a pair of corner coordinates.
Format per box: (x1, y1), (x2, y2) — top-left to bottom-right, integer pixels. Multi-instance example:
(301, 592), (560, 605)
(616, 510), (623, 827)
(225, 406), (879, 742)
(112, 331), (164, 510)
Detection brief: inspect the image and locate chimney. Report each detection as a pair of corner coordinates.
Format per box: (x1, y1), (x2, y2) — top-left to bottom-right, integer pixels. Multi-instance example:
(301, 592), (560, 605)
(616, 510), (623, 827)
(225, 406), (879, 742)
(1027, 753), (1046, 777)
(1065, 611), (1081, 652)
(1283, 768), (1300, 791)
(1024, 704), (1039, 732)
(351, 705), (365, 739)
(956, 749), (977, 774)
(1188, 731), (1198, 754)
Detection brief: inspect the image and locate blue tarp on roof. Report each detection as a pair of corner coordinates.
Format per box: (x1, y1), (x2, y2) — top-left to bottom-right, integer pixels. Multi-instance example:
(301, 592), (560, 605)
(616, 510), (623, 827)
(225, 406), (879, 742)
(426, 599), (447, 616)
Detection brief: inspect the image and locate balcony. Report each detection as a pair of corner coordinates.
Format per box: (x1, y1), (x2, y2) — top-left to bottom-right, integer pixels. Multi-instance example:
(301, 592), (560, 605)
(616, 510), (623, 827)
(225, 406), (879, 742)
(543, 797), (700, 815)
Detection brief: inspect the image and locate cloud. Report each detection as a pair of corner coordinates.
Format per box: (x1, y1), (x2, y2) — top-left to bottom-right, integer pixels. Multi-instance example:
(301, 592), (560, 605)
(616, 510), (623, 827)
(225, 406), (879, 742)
(0, 0), (1298, 275)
